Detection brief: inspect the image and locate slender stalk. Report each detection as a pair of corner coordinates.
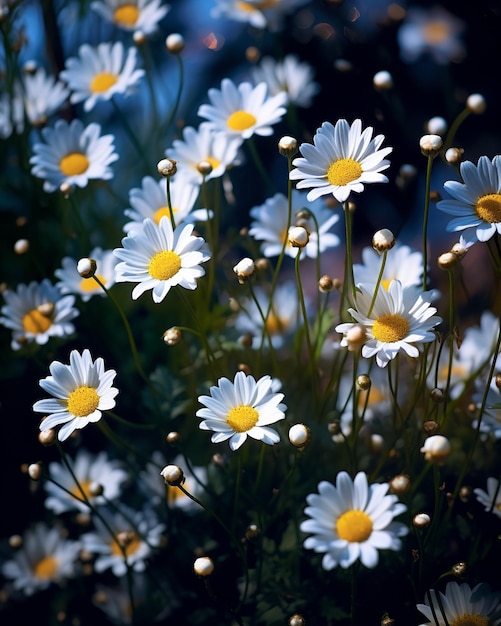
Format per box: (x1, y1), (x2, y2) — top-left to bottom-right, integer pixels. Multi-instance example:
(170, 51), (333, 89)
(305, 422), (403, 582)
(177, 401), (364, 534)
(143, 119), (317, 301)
(422, 155), (434, 291)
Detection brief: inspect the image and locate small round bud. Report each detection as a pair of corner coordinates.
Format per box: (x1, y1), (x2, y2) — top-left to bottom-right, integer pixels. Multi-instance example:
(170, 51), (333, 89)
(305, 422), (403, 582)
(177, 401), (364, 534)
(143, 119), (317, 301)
(345, 324), (367, 351)
(245, 46), (260, 63)
(420, 134), (443, 158)
(423, 420), (439, 434)
(466, 93), (486, 114)
(390, 474), (411, 495)
(413, 512), (431, 528)
(157, 158), (177, 177)
(197, 160), (213, 176)
(278, 135), (298, 157)
(194, 556), (214, 577)
(429, 190), (442, 203)
(356, 374), (371, 391)
(239, 332), (254, 349)
(445, 147), (463, 164)
(452, 561), (467, 576)
(288, 423), (310, 448)
(238, 362), (251, 375)
(372, 228), (395, 252)
(233, 257), (255, 281)
(459, 485), (471, 503)
(14, 239), (29, 255)
(38, 428), (56, 446)
(9, 534), (23, 548)
(450, 242), (468, 260)
(420, 434), (451, 463)
(318, 274), (334, 293)
(495, 374), (501, 391)
(245, 524), (260, 540)
(430, 387), (445, 403)
(166, 431), (180, 445)
(288, 226), (309, 248)
(289, 615), (306, 626)
(370, 434), (384, 453)
(77, 257), (97, 278)
(166, 33), (185, 53)
(133, 30), (146, 45)
(254, 258), (269, 271)
(160, 464), (185, 487)
(381, 616), (395, 626)
(295, 208), (312, 222)
(28, 463), (42, 481)
(426, 116), (448, 136)
(437, 251), (457, 270)
(163, 327), (182, 345)
(373, 70), (393, 90)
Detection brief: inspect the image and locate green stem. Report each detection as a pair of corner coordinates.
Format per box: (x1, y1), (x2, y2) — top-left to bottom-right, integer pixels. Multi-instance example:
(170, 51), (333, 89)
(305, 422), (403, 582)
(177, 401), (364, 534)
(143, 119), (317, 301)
(422, 155), (434, 291)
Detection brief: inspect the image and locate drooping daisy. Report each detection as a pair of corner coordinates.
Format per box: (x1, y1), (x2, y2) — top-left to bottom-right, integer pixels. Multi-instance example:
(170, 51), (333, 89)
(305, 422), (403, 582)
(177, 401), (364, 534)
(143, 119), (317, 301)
(436, 155), (501, 246)
(474, 477), (501, 519)
(91, 0), (170, 35)
(250, 54), (320, 108)
(166, 123), (242, 186)
(197, 371), (286, 451)
(33, 348), (119, 442)
(22, 67), (70, 127)
(300, 471), (408, 570)
(44, 449), (128, 515)
(55, 247), (117, 302)
(289, 119), (392, 203)
(416, 581), (501, 626)
(1, 522), (82, 596)
(211, 0), (309, 31)
(122, 175), (209, 234)
(0, 279), (79, 351)
(114, 216), (210, 302)
(30, 118), (118, 193)
(60, 42), (145, 112)
(81, 505), (165, 577)
(335, 280), (442, 368)
(197, 78), (287, 141)
(248, 191), (340, 259)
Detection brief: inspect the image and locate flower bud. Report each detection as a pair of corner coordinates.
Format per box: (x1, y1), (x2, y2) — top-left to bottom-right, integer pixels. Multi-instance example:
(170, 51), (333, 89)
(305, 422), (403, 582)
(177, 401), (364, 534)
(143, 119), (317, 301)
(420, 434), (451, 464)
(233, 257), (255, 282)
(166, 33), (185, 53)
(430, 387), (444, 403)
(133, 30), (146, 45)
(413, 512), (431, 528)
(466, 93), (486, 114)
(289, 615), (306, 626)
(318, 274), (334, 293)
(278, 135), (298, 157)
(452, 561), (467, 576)
(38, 428), (56, 446)
(160, 464), (184, 487)
(373, 70), (393, 90)
(245, 524), (260, 540)
(194, 556), (214, 576)
(372, 228), (395, 252)
(390, 474), (411, 495)
(14, 239), (29, 255)
(288, 226), (309, 248)
(437, 251), (457, 270)
(163, 327), (182, 345)
(419, 134), (443, 158)
(288, 423), (310, 448)
(197, 160), (213, 176)
(166, 431), (180, 445)
(77, 257), (97, 279)
(450, 242), (468, 260)
(157, 158), (177, 177)
(356, 374), (371, 391)
(445, 147), (463, 165)
(28, 463), (42, 481)
(426, 116), (447, 136)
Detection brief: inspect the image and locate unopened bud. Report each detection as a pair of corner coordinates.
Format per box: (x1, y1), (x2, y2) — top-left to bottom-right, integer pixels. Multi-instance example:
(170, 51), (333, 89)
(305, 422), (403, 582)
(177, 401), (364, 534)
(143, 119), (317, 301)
(194, 556), (214, 576)
(372, 228), (395, 252)
(14, 239), (29, 255)
(160, 464), (185, 487)
(438, 251), (457, 270)
(430, 387), (444, 403)
(466, 93), (486, 114)
(420, 434), (451, 464)
(288, 226), (309, 248)
(37, 302), (55, 317)
(38, 428), (56, 446)
(77, 257), (97, 278)
(373, 70), (393, 90)
(28, 463), (42, 480)
(157, 158), (177, 177)
(245, 524), (260, 540)
(318, 274), (334, 293)
(413, 512), (431, 528)
(390, 474), (411, 495)
(278, 135), (297, 157)
(419, 134), (443, 158)
(345, 324), (367, 351)
(166, 431), (180, 445)
(445, 147), (463, 165)
(163, 327), (182, 345)
(133, 30), (146, 45)
(233, 257), (255, 281)
(289, 615), (306, 626)
(356, 374), (371, 391)
(450, 242), (468, 260)
(166, 33), (185, 53)
(452, 561), (467, 576)
(288, 423), (310, 448)
(426, 116), (447, 136)
(197, 160), (213, 176)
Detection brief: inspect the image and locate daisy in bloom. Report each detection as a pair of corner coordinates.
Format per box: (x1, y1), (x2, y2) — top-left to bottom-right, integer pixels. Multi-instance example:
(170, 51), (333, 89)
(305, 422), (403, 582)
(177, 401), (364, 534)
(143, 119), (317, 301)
(122, 175), (209, 234)
(211, 0), (309, 31)
(81, 505), (165, 577)
(44, 449), (128, 515)
(0, 279), (79, 351)
(197, 371), (286, 451)
(60, 42), (145, 112)
(436, 155), (501, 246)
(166, 123), (242, 186)
(248, 191), (340, 259)
(33, 348), (119, 442)
(416, 581), (501, 626)
(30, 118), (118, 193)
(1, 522), (82, 596)
(114, 216), (211, 303)
(335, 280), (442, 368)
(250, 54), (320, 108)
(55, 246), (117, 302)
(300, 471), (408, 570)
(197, 78), (287, 141)
(22, 67), (70, 128)
(91, 0), (170, 35)
(474, 477), (501, 519)
(290, 119), (392, 203)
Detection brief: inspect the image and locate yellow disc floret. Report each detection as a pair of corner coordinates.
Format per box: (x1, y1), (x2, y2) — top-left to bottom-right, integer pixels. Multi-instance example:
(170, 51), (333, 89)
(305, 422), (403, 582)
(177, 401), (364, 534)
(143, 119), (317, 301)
(60, 152), (89, 177)
(226, 405), (259, 432)
(67, 386), (100, 418)
(148, 250), (182, 280)
(475, 193), (501, 223)
(227, 110), (256, 131)
(22, 308), (53, 334)
(449, 615), (489, 626)
(33, 555), (58, 580)
(372, 313), (410, 343)
(90, 72), (118, 94)
(336, 509), (373, 542)
(113, 4), (139, 26)
(327, 158), (363, 186)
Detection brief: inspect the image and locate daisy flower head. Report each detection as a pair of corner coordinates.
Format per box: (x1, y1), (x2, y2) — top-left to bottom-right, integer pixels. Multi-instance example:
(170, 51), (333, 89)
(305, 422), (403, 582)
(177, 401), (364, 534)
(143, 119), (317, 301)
(437, 155), (501, 246)
(60, 42), (145, 112)
(30, 118), (118, 193)
(22, 67), (70, 127)
(417, 581), (501, 626)
(300, 471), (408, 570)
(44, 449), (128, 514)
(197, 371), (286, 451)
(335, 280), (442, 368)
(55, 247), (117, 302)
(474, 477), (501, 519)
(290, 119), (392, 203)
(0, 279), (79, 351)
(249, 191), (340, 259)
(197, 78), (287, 141)
(33, 348), (119, 442)
(211, 0), (310, 31)
(1, 522), (82, 596)
(91, 0), (170, 35)
(114, 217), (211, 303)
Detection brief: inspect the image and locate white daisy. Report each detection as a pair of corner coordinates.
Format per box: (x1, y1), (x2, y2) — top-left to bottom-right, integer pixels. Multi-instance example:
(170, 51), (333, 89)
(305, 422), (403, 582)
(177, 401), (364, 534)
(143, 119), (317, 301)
(81, 505), (165, 577)
(122, 175), (209, 234)
(354, 243), (424, 290)
(300, 471), (408, 570)
(248, 190), (340, 259)
(166, 123), (242, 186)
(0, 279), (79, 351)
(30, 118), (118, 193)
(60, 41), (145, 112)
(197, 371), (286, 451)
(197, 78), (287, 140)
(416, 581), (501, 626)
(335, 280), (442, 368)
(211, 0), (309, 31)
(91, 0), (170, 35)
(22, 67), (70, 127)
(289, 119), (392, 203)
(0, 88), (24, 138)
(436, 155), (501, 246)
(1, 522), (82, 596)
(44, 449), (128, 515)
(474, 477), (501, 519)
(250, 54), (320, 108)
(55, 246), (117, 302)
(114, 216), (211, 303)
(33, 348), (119, 442)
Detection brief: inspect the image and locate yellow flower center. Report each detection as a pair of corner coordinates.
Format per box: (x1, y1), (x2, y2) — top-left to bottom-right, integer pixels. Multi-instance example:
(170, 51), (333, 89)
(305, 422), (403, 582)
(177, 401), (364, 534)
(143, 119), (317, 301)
(475, 193), (501, 224)
(153, 206), (177, 224)
(336, 509), (373, 542)
(226, 405), (259, 432)
(450, 616), (489, 626)
(380, 278), (393, 291)
(113, 4), (139, 26)
(372, 313), (410, 343)
(80, 274), (106, 293)
(90, 72), (118, 94)
(70, 479), (93, 501)
(227, 110), (256, 131)
(204, 156), (221, 170)
(60, 152), (89, 177)
(168, 485), (187, 504)
(22, 308), (53, 334)
(422, 20), (450, 45)
(327, 158), (363, 186)
(33, 555), (58, 580)
(148, 250), (181, 280)
(236, 0), (278, 11)
(111, 533), (141, 557)
(67, 386), (100, 418)
(265, 312), (287, 335)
